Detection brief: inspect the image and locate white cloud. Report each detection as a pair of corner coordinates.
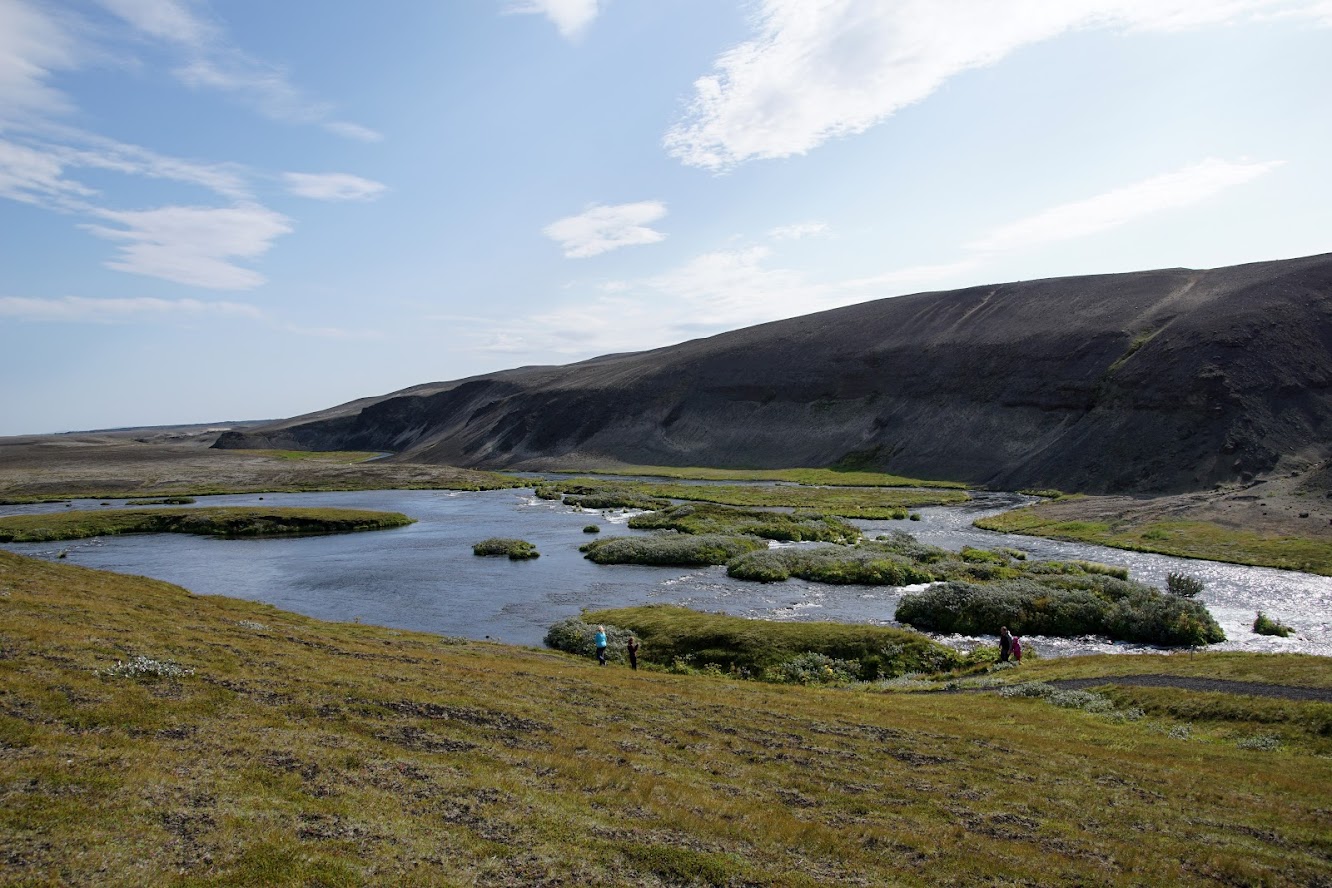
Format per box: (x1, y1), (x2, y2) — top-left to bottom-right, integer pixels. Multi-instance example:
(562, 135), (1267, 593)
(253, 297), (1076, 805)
(967, 158), (1283, 253)
(506, 0), (601, 39)
(665, 0), (1330, 169)
(543, 201), (668, 258)
(94, 0), (216, 47)
(768, 221), (829, 240)
(82, 203), (293, 289)
(283, 172), (387, 202)
(0, 0), (80, 118)
(0, 139), (96, 206)
(0, 294), (263, 322)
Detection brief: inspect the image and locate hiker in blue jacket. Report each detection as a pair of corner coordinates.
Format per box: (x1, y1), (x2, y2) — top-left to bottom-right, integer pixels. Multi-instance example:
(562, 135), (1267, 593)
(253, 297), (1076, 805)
(595, 625), (608, 666)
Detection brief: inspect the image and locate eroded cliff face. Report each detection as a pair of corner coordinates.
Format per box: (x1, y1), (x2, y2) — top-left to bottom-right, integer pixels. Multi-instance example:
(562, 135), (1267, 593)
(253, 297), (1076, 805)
(214, 253), (1332, 494)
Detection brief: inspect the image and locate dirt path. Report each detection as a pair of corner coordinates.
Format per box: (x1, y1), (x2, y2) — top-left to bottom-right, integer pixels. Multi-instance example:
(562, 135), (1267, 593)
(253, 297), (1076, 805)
(1047, 674), (1332, 703)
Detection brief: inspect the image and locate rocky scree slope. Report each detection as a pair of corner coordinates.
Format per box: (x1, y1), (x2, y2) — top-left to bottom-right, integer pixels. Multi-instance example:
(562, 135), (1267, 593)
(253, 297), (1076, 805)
(216, 253), (1332, 494)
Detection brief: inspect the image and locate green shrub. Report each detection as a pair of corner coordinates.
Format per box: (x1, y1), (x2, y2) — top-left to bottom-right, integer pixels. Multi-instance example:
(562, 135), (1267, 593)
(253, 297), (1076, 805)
(774, 652), (862, 685)
(1253, 612), (1292, 637)
(472, 538), (539, 559)
(580, 534), (766, 566)
(1166, 572), (1205, 598)
(895, 579), (1225, 646)
(582, 524), (600, 534)
(543, 617), (633, 661)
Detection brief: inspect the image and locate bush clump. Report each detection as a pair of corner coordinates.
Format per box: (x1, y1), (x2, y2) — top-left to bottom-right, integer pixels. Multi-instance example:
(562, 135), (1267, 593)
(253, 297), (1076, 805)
(895, 578), (1226, 646)
(1253, 612), (1292, 637)
(775, 652), (863, 685)
(581, 534), (765, 566)
(1166, 572), (1205, 598)
(472, 538), (540, 559)
(583, 524), (601, 534)
(544, 617), (634, 662)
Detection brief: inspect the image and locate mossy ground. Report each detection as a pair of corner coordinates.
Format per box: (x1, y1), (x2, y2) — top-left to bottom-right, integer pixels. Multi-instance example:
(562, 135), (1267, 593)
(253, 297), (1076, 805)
(975, 508), (1332, 576)
(554, 464), (968, 489)
(0, 506), (414, 542)
(2, 551), (1330, 886)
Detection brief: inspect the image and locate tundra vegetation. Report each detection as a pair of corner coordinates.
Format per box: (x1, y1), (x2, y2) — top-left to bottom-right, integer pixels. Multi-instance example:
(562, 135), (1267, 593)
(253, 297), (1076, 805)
(0, 447), (521, 504)
(471, 538), (539, 559)
(554, 464), (969, 489)
(535, 477), (967, 518)
(975, 506), (1332, 576)
(2, 550), (1329, 885)
(0, 507), (414, 542)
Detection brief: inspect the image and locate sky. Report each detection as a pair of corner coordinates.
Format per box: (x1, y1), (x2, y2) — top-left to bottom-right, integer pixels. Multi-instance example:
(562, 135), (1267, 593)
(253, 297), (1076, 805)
(2, 0), (1330, 435)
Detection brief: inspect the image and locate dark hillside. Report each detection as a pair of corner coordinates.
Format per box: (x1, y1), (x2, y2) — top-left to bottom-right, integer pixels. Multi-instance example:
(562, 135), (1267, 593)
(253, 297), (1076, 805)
(216, 253), (1332, 494)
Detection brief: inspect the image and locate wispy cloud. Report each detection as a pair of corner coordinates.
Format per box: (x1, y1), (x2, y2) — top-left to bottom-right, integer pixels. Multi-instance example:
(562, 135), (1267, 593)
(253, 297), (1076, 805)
(543, 201), (668, 258)
(283, 172), (387, 202)
(505, 0), (601, 40)
(0, 294), (263, 322)
(768, 221), (829, 241)
(82, 204), (293, 289)
(0, 0), (81, 117)
(93, 0), (378, 140)
(967, 158), (1283, 253)
(666, 0), (1330, 170)
(0, 138), (97, 207)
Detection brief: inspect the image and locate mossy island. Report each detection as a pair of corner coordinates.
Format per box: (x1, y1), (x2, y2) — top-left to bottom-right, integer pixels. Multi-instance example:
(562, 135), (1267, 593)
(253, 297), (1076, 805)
(0, 506), (414, 542)
(472, 537), (540, 559)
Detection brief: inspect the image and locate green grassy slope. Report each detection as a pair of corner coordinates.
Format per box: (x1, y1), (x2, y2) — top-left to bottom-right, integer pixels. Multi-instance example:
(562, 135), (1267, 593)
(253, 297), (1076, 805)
(1, 550), (1329, 886)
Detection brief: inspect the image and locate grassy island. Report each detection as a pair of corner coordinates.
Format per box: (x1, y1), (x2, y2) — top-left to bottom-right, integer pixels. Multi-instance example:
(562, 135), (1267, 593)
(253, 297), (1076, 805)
(1, 550), (1329, 885)
(471, 538), (539, 559)
(0, 506), (414, 542)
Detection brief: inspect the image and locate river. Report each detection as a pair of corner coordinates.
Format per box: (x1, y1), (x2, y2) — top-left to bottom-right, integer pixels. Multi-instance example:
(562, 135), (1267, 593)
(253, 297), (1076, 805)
(2, 488), (1328, 658)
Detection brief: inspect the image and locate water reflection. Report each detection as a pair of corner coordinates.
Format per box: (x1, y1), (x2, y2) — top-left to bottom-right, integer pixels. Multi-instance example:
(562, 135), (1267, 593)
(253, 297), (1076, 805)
(2, 488), (1328, 658)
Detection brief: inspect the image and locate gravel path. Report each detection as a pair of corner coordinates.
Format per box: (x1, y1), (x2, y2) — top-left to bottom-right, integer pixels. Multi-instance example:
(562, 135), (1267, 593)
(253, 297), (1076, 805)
(1047, 674), (1332, 703)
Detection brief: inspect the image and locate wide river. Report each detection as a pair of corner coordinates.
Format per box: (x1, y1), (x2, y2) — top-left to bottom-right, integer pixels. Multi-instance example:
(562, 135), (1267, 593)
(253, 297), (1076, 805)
(3, 487), (1329, 658)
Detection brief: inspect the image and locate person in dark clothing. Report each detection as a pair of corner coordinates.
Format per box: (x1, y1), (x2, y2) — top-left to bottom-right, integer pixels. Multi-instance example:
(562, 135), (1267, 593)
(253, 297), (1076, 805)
(999, 626), (1013, 662)
(626, 636), (639, 670)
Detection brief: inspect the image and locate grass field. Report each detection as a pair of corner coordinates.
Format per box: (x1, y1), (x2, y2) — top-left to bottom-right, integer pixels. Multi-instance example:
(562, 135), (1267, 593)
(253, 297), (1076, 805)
(2, 550), (1330, 885)
(975, 509), (1332, 576)
(541, 477), (969, 518)
(555, 464), (969, 489)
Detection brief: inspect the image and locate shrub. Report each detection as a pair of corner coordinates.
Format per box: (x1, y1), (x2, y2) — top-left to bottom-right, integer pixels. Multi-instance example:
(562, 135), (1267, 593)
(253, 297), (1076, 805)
(543, 617), (634, 662)
(580, 534), (766, 566)
(583, 524), (601, 534)
(774, 652), (862, 685)
(472, 538), (539, 559)
(895, 578), (1225, 646)
(1253, 612), (1292, 637)
(1166, 572), (1205, 598)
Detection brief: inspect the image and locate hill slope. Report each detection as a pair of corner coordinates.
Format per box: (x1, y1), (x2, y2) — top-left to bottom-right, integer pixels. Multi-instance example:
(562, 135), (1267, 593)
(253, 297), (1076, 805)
(216, 253), (1332, 494)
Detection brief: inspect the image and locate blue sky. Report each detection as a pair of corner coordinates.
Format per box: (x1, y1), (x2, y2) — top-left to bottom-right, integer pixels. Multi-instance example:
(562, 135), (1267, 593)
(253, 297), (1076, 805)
(2, 0), (1330, 435)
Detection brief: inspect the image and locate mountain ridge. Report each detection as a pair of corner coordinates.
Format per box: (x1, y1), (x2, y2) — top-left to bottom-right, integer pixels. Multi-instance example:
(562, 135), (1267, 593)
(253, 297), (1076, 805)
(215, 252), (1332, 494)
